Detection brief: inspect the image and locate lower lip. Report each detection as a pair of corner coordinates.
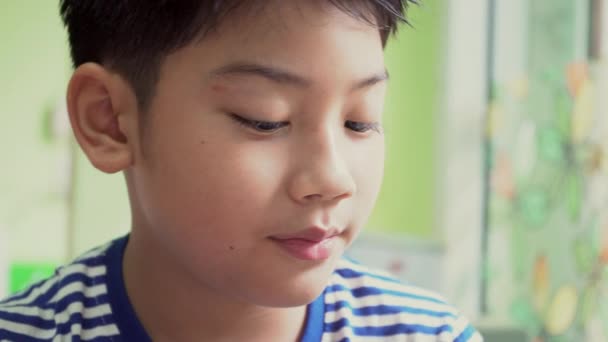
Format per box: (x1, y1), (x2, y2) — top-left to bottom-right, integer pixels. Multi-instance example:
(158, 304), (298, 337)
(271, 237), (335, 261)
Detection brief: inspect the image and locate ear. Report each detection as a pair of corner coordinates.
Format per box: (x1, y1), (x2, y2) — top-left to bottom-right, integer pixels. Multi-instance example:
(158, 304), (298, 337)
(66, 63), (139, 174)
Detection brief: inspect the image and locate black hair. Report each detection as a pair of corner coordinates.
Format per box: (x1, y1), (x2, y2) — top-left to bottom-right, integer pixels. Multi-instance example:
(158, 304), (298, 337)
(60, 0), (416, 111)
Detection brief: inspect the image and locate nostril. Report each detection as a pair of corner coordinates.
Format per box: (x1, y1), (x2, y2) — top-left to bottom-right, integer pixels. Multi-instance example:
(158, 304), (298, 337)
(304, 193), (323, 201)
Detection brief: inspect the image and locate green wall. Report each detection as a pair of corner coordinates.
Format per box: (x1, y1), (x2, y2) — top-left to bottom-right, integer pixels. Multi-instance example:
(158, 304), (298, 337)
(0, 1), (71, 263)
(367, 2), (446, 238)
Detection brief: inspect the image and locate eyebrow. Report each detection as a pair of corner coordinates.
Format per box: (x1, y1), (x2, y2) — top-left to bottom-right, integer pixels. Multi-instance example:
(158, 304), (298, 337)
(209, 62), (389, 92)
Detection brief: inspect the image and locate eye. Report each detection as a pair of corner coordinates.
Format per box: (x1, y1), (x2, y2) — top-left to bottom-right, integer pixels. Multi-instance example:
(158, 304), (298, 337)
(230, 114), (289, 133)
(345, 120), (381, 133)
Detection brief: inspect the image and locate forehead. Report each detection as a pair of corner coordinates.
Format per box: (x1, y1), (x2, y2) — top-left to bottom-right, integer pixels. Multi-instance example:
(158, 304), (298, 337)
(182, 1), (386, 82)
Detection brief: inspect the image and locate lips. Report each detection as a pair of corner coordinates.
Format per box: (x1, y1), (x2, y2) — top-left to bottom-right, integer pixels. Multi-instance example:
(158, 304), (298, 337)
(269, 226), (340, 261)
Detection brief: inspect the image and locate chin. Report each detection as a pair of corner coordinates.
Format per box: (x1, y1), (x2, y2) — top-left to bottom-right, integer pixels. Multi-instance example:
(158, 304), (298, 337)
(261, 283), (326, 308)
(250, 266), (334, 308)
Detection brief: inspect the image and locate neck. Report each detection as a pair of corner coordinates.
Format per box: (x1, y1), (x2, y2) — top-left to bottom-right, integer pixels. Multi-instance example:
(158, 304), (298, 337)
(122, 229), (308, 342)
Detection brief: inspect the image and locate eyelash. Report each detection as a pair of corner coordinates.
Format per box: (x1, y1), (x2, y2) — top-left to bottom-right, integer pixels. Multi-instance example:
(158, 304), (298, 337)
(230, 113), (380, 134)
(344, 121), (382, 133)
(230, 114), (288, 133)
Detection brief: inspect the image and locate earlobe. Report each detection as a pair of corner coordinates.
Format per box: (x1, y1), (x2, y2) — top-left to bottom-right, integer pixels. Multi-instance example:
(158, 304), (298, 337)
(66, 63), (136, 174)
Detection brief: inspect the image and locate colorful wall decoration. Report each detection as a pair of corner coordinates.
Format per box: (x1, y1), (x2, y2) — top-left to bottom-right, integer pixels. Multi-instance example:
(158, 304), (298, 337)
(485, 0), (608, 341)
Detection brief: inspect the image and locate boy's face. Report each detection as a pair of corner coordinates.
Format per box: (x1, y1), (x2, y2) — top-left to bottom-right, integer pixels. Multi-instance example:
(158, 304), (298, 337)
(130, 1), (387, 306)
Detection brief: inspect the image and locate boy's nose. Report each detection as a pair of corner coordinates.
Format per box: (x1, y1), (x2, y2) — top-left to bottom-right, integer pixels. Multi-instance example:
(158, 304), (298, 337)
(287, 136), (356, 205)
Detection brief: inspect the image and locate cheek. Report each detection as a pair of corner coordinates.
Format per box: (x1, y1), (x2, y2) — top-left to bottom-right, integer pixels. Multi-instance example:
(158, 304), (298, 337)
(351, 138), (385, 214)
(354, 137), (385, 184)
(199, 142), (287, 203)
(147, 136), (288, 233)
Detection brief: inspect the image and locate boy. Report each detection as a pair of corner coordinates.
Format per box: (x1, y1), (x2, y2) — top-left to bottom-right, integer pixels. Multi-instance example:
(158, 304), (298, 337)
(0, 1), (482, 341)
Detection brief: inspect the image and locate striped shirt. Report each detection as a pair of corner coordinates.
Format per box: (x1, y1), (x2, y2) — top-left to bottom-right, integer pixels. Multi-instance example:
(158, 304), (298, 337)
(0, 236), (482, 341)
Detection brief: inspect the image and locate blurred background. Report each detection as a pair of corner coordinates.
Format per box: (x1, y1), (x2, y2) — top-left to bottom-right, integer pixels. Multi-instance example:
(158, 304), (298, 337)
(1, 1), (608, 341)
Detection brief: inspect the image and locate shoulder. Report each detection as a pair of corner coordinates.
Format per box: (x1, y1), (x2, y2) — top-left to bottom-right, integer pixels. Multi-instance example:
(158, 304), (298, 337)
(321, 258), (483, 341)
(0, 241), (120, 341)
